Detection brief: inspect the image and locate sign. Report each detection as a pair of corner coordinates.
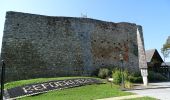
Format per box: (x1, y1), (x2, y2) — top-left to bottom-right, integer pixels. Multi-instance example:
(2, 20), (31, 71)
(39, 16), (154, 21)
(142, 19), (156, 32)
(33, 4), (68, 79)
(4, 78), (103, 99)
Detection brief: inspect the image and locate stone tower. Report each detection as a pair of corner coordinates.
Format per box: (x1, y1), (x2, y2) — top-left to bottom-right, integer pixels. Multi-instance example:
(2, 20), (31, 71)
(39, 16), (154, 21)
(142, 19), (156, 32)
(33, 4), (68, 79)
(1, 11), (147, 82)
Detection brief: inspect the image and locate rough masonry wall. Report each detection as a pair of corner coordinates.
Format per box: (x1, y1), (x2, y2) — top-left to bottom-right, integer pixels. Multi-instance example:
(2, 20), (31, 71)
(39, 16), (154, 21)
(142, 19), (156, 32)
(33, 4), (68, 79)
(1, 11), (143, 82)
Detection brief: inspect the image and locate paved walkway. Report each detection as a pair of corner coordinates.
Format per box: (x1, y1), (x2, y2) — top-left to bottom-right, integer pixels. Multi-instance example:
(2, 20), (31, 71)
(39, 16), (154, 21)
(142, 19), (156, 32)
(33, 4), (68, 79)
(98, 82), (170, 100)
(129, 88), (170, 100)
(97, 95), (143, 100)
(132, 82), (170, 90)
(128, 82), (170, 100)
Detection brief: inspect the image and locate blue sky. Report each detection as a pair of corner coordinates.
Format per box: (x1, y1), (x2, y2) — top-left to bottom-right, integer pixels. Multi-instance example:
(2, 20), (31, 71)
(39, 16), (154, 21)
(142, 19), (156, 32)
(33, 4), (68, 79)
(0, 0), (170, 60)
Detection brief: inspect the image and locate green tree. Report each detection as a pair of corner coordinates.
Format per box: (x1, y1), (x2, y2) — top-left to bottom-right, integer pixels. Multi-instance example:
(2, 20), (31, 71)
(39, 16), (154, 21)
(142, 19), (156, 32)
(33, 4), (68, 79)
(161, 47), (170, 62)
(161, 37), (170, 62)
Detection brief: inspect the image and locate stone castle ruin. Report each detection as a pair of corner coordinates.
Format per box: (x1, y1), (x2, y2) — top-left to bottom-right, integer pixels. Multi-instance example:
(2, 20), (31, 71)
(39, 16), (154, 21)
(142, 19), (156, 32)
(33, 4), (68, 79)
(1, 11), (148, 82)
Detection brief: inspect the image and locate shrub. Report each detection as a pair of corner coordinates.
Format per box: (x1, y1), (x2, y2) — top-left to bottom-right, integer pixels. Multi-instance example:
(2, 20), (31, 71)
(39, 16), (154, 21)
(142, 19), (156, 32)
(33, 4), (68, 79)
(124, 80), (133, 89)
(112, 68), (143, 89)
(112, 69), (122, 84)
(112, 69), (133, 88)
(112, 69), (129, 85)
(148, 71), (168, 82)
(128, 72), (142, 83)
(98, 68), (109, 79)
(128, 75), (142, 83)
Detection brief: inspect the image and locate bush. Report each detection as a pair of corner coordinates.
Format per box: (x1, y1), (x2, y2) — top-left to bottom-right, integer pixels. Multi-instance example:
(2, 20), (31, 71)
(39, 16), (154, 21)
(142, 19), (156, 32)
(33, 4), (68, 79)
(112, 68), (143, 89)
(112, 69), (122, 84)
(124, 80), (133, 89)
(98, 68), (109, 79)
(128, 75), (142, 83)
(112, 69), (133, 88)
(148, 71), (168, 82)
(112, 69), (129, 84)
(128, 72), (142, 83)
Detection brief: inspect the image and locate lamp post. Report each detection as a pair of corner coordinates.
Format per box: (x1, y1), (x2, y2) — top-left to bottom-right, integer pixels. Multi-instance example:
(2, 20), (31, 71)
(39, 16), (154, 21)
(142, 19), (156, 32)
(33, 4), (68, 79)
(1, 60), (5, 100)
(119, 53), (125, 90)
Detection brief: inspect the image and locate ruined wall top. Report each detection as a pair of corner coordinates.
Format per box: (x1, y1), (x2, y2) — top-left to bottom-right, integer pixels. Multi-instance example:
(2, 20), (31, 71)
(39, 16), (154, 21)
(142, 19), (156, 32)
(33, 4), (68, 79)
(5, 11), (139, 28)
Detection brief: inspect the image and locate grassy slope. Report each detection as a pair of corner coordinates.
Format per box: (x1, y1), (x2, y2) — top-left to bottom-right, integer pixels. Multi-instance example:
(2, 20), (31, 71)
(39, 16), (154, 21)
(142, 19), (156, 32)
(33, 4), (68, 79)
(19, 82), (132, 100)
(5, 77), (156, 100)
(5, 77), (92, 89)
(5, 77), (133, 100)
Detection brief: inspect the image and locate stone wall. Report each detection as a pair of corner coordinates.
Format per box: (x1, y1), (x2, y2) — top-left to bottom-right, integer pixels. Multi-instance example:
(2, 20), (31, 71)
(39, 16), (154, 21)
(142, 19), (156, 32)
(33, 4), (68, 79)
(1, 11), (144, 82)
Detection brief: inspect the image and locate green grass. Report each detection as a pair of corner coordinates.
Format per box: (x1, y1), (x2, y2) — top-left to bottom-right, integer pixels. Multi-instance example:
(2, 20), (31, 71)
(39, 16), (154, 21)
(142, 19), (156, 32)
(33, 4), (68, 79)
(19, 83), (132, 100)
(128, 96), (157, 100)
(5, 77), (92, 89)
(5, 77), (133, 100)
